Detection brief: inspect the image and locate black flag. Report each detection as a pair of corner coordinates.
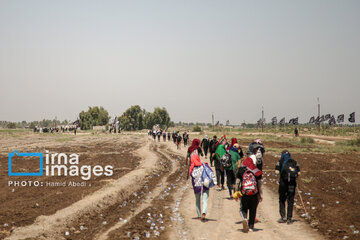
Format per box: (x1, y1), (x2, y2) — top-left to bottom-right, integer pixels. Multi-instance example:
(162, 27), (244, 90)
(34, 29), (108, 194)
(309, 116), (315, 124)
(271, 117), (277, 125)
(289, 117), (298, 125)
(324, 114), (331, 121)
(348, 112), (355, 123)
(73, 119), (80, 125)
(329, 115), (336, 126)
(319, 115), (325, 123)
(257, 118), (263, 126)
(314, 116), (320, 125)
(215, 121), (220, 126)
(337, 114), (344, 123)
(279, 117), (285, 126)
(294, 117), (299, 125)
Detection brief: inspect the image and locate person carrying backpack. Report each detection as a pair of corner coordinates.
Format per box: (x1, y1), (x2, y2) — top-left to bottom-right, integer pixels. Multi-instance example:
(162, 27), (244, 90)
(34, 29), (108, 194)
(225, 143), (241, 198)
(275, 150), (300, 224)
(230, 138), (244, 158)
(189, 154), (216, 222)
(162, 131), (166, 141)
(157, 130), (161, 142)
(172, 131), (176, 144)
(167, 131), (171, 141)
(176, 133), (182, 149)
(183, 132), (189, 147)
(201, 135), (210, 159)
(208, 135), (217, 167)
(214, 141), (227, 191)
(186, 139), (204, 167)
(236, 146), (263, 232)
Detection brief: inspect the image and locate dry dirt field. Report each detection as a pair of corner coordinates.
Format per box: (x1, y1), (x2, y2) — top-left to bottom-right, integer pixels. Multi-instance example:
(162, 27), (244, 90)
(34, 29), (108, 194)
(0, 131), (359, 240)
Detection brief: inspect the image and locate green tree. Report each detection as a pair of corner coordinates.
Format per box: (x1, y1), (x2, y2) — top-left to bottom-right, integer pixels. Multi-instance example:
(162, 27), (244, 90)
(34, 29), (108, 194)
(192, 125), (202, 132)
(118, 106), (171, 131)
(151, 107), (171, 130)
(29, 122), (36, 129)
(79, 106), (110, 130)
(118, 105), (145, 131)
(7, 122), (16, 129)
(143, 112), (153, 129)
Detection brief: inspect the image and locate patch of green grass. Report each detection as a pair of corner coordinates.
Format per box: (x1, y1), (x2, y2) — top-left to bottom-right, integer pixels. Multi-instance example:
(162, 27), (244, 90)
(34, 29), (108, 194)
(346, 137), (360, 147)
(343, 177), (352, 184)
(0, 129), (31, 138)
(301, 177), (314, 184)
(55, 137), (75, 142)
(300, 137), (315, 144)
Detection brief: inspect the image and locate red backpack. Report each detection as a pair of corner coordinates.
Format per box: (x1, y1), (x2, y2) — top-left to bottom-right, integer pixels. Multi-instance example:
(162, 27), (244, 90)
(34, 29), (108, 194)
(241, 170), (258, 196)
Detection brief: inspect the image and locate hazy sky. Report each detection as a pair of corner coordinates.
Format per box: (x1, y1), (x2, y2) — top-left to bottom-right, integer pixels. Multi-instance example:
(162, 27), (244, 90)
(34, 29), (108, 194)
(1, 0), (359, 124)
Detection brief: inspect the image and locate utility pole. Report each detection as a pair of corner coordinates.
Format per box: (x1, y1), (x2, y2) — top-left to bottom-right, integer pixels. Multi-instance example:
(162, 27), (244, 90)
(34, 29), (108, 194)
(261, 106), (264, 132)
(212, 112), (214, 127)
(317, 97), (320, 131)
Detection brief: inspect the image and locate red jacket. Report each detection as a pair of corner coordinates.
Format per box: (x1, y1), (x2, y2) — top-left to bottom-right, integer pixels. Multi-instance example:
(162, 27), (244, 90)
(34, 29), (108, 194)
(242, 156), (262, 177)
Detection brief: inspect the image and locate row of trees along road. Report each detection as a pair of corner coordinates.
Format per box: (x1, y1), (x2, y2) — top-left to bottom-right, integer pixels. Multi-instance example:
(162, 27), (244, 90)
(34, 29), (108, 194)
(118, 105), (172, 130)
(79, 105), (172, 131)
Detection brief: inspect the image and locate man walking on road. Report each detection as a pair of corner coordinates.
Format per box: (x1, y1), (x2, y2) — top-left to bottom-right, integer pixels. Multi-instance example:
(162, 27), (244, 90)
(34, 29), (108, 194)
(209, 135), (217, 167)
(183, 132), (189, 147)
(275, 150), (300, 224)
(201, 135), (209, 159)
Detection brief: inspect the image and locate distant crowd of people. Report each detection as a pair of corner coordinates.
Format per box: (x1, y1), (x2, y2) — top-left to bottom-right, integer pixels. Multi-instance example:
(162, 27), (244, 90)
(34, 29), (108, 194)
(148, 129), (190, 150)
(109, 126), (121, 134)
(34, 125), (78, 134)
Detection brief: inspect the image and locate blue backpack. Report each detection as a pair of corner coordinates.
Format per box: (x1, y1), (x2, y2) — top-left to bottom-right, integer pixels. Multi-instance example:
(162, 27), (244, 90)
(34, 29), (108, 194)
(201, 163), (216, 188)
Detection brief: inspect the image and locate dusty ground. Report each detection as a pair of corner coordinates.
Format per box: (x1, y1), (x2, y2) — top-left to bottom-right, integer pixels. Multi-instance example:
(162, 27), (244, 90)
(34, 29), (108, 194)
(0, 131), (359, 240)
(262, 152), (360, 240)
(0, 134), (142, 239)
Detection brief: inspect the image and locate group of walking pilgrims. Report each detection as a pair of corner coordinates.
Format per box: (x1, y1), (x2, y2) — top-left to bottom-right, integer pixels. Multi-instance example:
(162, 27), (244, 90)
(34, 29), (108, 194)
(151, 132), (301, 233)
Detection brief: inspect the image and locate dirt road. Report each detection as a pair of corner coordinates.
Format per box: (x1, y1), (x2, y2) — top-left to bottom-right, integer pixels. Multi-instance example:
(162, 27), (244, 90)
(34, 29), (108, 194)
(3, 134), (325, 240)
(170, 141), (323, 240)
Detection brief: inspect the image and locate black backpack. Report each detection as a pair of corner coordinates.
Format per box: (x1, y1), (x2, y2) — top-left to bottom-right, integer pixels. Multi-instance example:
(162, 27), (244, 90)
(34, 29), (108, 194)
(281, 158), (298, 183)
(221, 152), (232, 168)
(210, 140), (217, 153)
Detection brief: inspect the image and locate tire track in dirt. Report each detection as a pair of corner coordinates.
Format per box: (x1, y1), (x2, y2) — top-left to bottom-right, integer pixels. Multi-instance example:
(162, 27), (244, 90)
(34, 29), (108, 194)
(5, 139), (163, 240)
(94, 144), (180, 240)
(103, 142), (189, 240)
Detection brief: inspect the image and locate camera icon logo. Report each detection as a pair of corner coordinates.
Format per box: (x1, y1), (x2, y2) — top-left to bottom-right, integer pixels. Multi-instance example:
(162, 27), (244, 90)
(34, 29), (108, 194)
(8, 150), (43, 176)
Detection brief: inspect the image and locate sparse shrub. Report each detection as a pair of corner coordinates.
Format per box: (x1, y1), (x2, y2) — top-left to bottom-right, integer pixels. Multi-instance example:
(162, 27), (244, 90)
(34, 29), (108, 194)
(343, 177), (352, 184)
(192, 126), (202, 132)
(300, 137), (315, 144)
(7, 122), (16, 129)
(301, 176), (314, 184)
(347, 137), (360, 147)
